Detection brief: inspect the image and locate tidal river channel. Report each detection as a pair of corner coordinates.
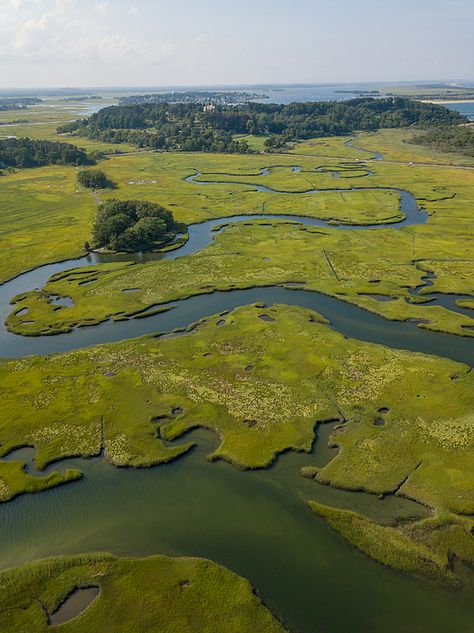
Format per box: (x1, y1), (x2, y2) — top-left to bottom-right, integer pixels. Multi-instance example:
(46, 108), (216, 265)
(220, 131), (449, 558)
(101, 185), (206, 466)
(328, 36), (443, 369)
(1, 184), (474, 632)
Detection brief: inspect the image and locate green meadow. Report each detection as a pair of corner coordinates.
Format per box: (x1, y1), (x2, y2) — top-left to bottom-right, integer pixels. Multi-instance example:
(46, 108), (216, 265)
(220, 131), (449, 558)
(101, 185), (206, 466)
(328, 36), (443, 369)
(2, 303), (474, 588)
(8, 218), (474, 338)
(334, 129), (474, 166)
(0, 150), (398, 283)
(290, 128), (474, 166)
(0, 553), (286, 632)
(3, 124), (474, 286)
(4, 141), (474, 334)
(0, 119), (139, 154)
(0, 165), (94, 283)
(2, 301), (474, 509)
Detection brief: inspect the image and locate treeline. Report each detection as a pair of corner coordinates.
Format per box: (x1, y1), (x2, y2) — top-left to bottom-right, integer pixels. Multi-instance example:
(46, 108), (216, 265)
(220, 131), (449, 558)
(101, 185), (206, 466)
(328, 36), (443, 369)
(410, 125), (474, 157)
(57, 98), (465, 153)
(0, 138), (92, 169)
(119, 91), (266, 106)
(58, 110), (251, 153)
(64, 96), (103, 102)
(0, 97), (43, 111)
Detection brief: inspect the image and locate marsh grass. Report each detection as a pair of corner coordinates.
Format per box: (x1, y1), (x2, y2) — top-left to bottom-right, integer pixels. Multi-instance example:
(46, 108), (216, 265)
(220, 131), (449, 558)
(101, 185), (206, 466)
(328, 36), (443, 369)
(0, 553), (287, 632)
(8, 219), (474, 338)
(309, 502), (474, 588)
(2, 304), (474, 514)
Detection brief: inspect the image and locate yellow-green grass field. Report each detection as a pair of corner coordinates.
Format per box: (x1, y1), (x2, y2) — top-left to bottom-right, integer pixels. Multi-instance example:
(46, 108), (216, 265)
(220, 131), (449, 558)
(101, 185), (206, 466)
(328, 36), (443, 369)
(290, 129), (474, 166)
(3, 146), (474, 332)
(0, 165), (95, 284)
(8, 218), (474, 338)
(2, 125), (474, 287)
(0, 553), (286, 633)
(0, 151), (401, 283)
(1, 303), (474, 507)
(0, 108), (75, 126)
(96, 152), (403, 224)
(288, 135), (367, 159)
(2, 304), (474, 587)
(90, 148), (474, 231)
(335, 129), (474, 167)
(298, 129), (474, 167)
(232, 133), (269, 151)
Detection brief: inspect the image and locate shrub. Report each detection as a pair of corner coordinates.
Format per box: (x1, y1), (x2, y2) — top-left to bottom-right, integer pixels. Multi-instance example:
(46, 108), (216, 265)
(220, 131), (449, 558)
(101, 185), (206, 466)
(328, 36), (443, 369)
(77, 168), (115, 189)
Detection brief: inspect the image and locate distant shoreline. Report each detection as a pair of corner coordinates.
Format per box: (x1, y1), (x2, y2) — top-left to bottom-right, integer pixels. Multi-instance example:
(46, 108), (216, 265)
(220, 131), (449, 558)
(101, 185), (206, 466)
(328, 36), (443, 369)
(420, 98), (474, 104)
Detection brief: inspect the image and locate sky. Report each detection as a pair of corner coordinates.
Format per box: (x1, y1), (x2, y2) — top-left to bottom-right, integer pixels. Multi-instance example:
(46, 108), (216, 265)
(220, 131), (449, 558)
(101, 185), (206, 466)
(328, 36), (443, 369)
(0, 0), (473, 88)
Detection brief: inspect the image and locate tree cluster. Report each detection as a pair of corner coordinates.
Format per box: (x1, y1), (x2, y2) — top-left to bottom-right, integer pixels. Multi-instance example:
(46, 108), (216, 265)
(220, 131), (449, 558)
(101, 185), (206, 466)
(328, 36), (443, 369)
(410, 125), (474, 157)
(92, 199), (176, 251)
(0, 97), (42, 111)
(58, 98), (465, 154)
(77, 168), (115, 189)
(0, 138), (92, 169)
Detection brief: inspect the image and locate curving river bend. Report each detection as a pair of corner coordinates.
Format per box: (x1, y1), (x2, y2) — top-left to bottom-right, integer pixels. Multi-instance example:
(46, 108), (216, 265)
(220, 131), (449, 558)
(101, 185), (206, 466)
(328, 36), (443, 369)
(1, 180), (474, 633)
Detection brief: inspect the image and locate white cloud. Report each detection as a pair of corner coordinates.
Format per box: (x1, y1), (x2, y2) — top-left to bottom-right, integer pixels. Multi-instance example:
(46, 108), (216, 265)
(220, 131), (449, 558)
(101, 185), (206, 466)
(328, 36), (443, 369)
(0, 0), (471, 88)
(2, 0), (145, 66)
(97, 34), (137, 62)
(9, 0), (27, 9)
(94, 1), (109, 17)
(8, 0), (44, 9)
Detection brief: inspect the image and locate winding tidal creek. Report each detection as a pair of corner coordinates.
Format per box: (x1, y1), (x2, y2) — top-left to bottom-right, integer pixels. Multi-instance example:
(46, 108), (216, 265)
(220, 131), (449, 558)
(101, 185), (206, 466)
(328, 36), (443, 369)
(1, 183), (474, 633)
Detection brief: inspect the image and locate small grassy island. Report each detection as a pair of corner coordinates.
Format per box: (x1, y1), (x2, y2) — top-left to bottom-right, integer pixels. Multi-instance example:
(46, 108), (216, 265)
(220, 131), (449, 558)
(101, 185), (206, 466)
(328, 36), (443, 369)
(0, 553), (286, 632)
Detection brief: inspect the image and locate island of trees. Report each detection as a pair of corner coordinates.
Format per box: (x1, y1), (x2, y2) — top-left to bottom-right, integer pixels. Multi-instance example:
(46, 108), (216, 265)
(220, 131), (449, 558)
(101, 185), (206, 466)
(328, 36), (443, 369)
(58, 97), (465, 154)
(77, 168), (115, 189)
(0, 138), (91, 169)
(92, 199), (177, 251)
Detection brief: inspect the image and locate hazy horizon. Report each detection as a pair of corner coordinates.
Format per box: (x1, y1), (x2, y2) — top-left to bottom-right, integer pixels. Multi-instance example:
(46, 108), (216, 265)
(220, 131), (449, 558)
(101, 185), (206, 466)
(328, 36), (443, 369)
(2, 80), (474, 93)
(0, 0), (473, 89)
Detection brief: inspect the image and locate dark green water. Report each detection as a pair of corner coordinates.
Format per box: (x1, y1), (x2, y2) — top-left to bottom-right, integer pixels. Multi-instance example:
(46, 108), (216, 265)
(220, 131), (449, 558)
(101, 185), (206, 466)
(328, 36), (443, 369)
(2, 430), (474, 633)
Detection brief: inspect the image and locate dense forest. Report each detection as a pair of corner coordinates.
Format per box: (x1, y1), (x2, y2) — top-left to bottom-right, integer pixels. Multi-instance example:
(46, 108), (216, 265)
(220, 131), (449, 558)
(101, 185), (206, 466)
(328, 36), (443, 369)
(58, 98), (464, 153)
(93, 199), (176, 251)
(0, 138), (91, 169)
(410, 125), (474, 157)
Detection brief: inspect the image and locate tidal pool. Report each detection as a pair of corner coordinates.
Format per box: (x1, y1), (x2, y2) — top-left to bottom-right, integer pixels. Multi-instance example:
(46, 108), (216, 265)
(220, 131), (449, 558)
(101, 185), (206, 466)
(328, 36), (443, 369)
(48, 587), (100, 626)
